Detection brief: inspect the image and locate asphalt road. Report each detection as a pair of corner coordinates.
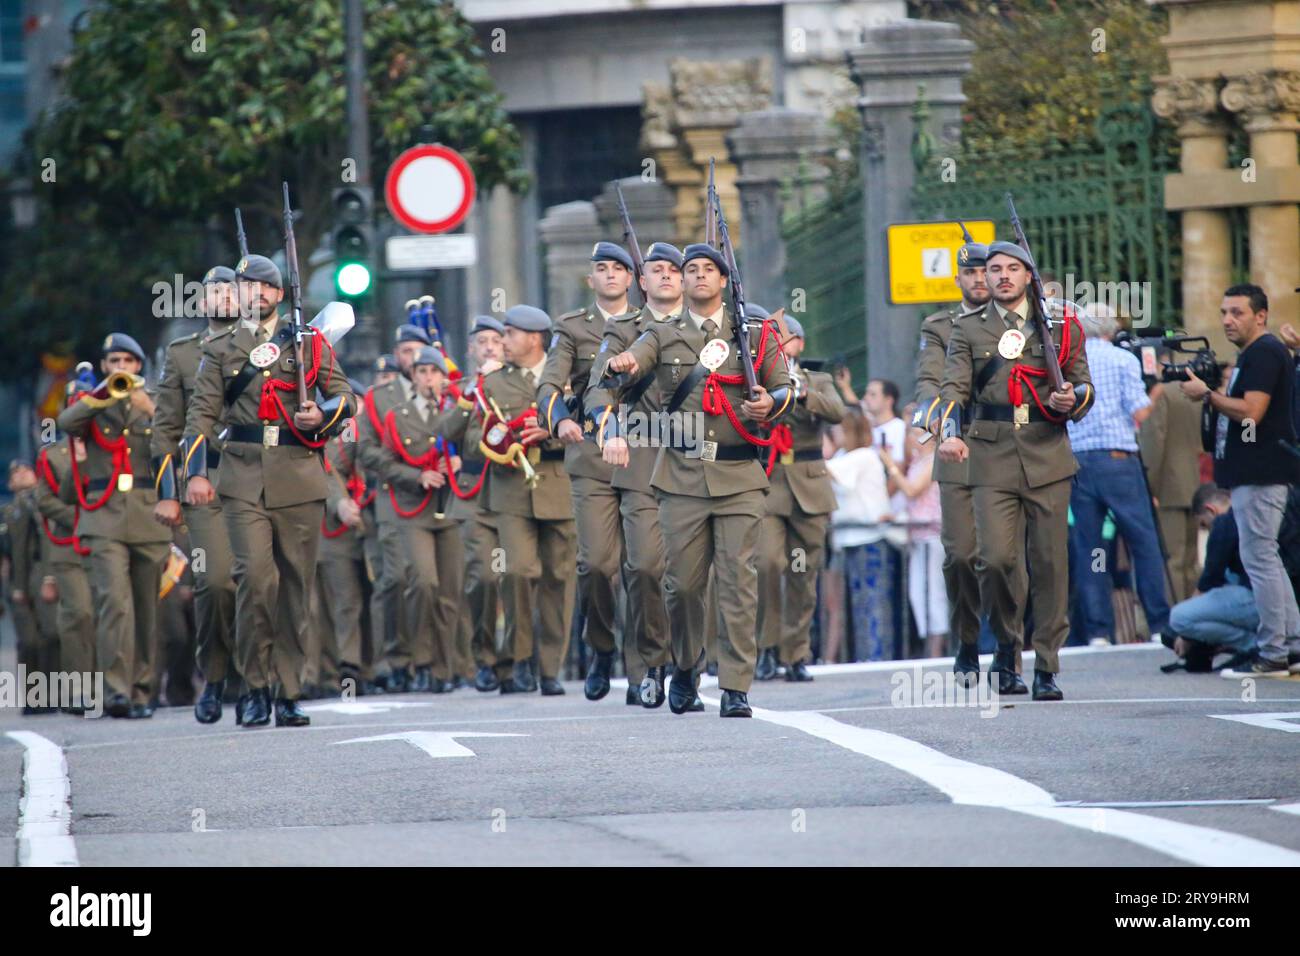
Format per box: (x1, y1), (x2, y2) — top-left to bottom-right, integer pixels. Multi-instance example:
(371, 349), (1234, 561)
(3, 641), (1299, 867)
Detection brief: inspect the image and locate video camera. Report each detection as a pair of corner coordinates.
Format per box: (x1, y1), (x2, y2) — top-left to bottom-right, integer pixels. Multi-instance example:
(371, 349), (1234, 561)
(1113, 330), (1224, 391)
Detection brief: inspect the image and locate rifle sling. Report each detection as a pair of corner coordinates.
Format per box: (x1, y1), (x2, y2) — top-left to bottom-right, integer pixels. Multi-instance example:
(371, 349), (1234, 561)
(224, 325), (296, 406)
(666, 360), (712, 416)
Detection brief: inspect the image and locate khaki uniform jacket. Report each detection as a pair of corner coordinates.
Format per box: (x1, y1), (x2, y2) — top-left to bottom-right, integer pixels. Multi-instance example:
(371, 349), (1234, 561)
(622, 306), (793, 498)
(1139, 384), (1203, 510)
(151, 327), (233, 462)
(439, 365), (572, 521)
(940, 301), (1094, 490)
(321, 434), (366, 560)
(537, 303), (629, 483)
(915, 305), (974, 485)
(57, 394), (171, 544)
(3, 490), (42, 590)
(357, 377), (412, 518)
(35, 444), (86, 567)
(441, 385), (489, 521)
(378, 397), (458, 531)
(184, 316), (354, 509)
(585, 306), (670, 493)
(765, 367), (842, 517)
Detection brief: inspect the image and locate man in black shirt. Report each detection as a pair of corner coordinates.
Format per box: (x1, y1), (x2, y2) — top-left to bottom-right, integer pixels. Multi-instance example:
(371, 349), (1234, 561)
(1181, 284), (1300, 674)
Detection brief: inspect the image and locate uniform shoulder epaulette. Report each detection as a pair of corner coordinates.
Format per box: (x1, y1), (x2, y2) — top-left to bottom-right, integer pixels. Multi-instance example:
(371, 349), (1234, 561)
(203, 324), (239, 344)
(558, 308), (587, 322)
(166, 330), (202, 349)
(613, 307), (644, 322)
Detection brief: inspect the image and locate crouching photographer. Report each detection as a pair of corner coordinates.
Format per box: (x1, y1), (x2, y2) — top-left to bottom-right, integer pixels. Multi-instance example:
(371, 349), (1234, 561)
(1179, 283), (1300, 675)
(1161, 483), (1300, 672)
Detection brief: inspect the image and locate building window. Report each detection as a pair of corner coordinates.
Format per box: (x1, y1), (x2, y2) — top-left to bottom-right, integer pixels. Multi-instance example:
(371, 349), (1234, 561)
(533, 106), (643, 212)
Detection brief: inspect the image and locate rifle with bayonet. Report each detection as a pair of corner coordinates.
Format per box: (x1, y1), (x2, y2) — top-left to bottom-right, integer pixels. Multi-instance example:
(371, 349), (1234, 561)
(614, 181), (645, 307)
(705, 158), (717, 247)
(281, 182), (310, 405)
(708, 174), (760, 400)
(235, 208), (249, 259)
(1004, 192), (1065, 391)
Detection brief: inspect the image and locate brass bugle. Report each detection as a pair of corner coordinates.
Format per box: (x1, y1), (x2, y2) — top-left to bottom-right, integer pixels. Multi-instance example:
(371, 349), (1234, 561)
(105, 371), (146, 398)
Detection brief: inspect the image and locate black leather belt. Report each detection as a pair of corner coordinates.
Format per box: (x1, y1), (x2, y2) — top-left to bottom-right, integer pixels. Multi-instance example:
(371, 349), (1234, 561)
(539, 448), (565, 462)
(225, 424), (313, 448)
(459, 460), (484, 476)
(86, 476), (135, 492)
(207, 449), (222, 469)
(772, 449), (824, 464)
(667, 444), (758, 462)
(973, 403), (1055, 424)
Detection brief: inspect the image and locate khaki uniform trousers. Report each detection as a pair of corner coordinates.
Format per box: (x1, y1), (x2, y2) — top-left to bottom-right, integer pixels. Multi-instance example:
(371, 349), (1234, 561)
(494, 514), (576, 680)
(756, 509), (827, 665)
(83, 535), (168, 705)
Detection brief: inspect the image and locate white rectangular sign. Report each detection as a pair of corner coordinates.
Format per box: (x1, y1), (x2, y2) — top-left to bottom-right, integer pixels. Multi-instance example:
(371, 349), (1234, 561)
(386, 234), (478, 270)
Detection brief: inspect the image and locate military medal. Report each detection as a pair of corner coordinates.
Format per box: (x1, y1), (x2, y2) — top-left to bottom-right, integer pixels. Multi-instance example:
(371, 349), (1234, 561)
(997, 328), (1026, 360)
(250, 342), (281, 368)
(117, 473), (134, 492)
(699, 339), (730, 371)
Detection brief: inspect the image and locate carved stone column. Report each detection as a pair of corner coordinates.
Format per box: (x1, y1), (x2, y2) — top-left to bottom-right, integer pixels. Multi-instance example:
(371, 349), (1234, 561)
(1152, 76), (1233, 349)
(592, 176), (677, 251)
(538, 201), (601, 316)
(1221, 69), (1300, 331)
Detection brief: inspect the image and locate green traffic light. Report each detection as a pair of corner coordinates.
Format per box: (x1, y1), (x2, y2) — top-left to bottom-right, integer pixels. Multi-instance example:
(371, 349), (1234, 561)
(337, 262), (372, 296)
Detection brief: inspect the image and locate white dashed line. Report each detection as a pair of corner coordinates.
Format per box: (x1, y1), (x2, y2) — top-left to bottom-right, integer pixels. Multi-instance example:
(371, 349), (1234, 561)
(5, 730), (78, 866)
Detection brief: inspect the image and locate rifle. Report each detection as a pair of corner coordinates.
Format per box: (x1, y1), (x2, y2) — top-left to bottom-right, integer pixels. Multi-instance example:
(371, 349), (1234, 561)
(1004, 193), (1065, 391)
(957, 219), (973, 245)
(705, 158), (717, 247)
(282, 182), (309, 405)
(235, 208), (249, 259)
(709, 180), (760, 400)
(614, 181), (645, 306)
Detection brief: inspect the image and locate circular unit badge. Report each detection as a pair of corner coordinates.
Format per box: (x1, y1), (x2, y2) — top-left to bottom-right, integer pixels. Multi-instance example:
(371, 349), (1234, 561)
(699, 338), (731, 371)
(250, 342), (281, 368)
(997, 328), (1026, 360)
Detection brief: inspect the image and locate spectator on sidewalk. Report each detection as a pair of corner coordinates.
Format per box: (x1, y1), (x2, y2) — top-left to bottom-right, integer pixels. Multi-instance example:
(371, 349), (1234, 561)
(1181, 284), (1300, 675)
(1066, 304), (1171, 644)
(1140, 378), (1206, 603)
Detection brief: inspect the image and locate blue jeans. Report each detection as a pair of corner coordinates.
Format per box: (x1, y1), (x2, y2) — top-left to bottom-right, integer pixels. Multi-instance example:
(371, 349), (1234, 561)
(1070, 451), (1172, 639)
(1168, 585), (1258, 653)
(1230, 484), (1300, 664)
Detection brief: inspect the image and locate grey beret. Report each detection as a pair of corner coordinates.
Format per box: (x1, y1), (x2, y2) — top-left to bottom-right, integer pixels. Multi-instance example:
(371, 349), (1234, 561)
(470, 315), (506, 336)
(645, 242), (684, 268)
(744, 303), (770, 321)
(395, 324), (432, 346)
(985, 240), (1035, 270)
(956, 243), (988, 267)
(682, 243), (729, 276)
(590, 241), (634, 271)
(374, 353), (397, 373)
(235, 254), (283, 289)
(784, 316), (806, 339)
(203, 265), (237, 285)
(102, 332), (145, 363)
(504, 304), (552, 333)
(413, 346), (448, 373)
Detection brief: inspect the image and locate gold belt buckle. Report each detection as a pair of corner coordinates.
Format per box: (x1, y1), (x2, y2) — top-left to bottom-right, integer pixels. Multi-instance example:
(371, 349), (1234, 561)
(117, 473), (134, 493)
(780, 450), (794, 465)
(1013, 404), (1029, 426)
(526, 446), (540, 465)
(263, 425), (280, 448)
(700, 441), (718, 463)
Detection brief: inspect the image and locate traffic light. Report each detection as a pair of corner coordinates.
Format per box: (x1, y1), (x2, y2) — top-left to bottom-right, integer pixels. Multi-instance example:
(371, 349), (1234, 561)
(332, 185), (374, 298)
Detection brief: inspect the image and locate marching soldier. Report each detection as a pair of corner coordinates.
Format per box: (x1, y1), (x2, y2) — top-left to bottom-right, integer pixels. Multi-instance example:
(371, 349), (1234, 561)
(754, 312), (844, 682)
(152, 265), (242, 722)
(57, 333), (173, 718)
(379, 347), (463, 693)
(3, 460), (60, 713)
(913, 240), (1027, 692)
(938, 241), (1093, 700)
(175, 253), (355, 727)
(450, 315), (517, 692)
(357, 325), (431, 692)
(537, 241), (636, 701)
(441, 305), (576, 695)
(34, 437), (96, 712)
(598, 243), (792, 717)
(585, 242), (684, 706)
(319, 401), (376, 693)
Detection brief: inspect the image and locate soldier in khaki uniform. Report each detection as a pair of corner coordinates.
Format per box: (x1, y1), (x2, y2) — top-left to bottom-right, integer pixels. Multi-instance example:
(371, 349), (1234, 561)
(938, 241), (1093, 700)
(586, 242), (684, 706)
(3, 460), (60, 713)
(176, 254), (355, 728)
(377, 347), (463, 693)
(600, 243), (792, 717)
(537, 241), (637, 702)
(317, 409), (375, 694)
(914, 241), (1027, 692)
(151, 265), (242, 722)
(57, 333), (173, 718)
(754, 312), (844, 682)
(440, 305), (575, 695)
(357, 325), (431, 692)
(1139, 383), (1204, 603)
(449, 316), (520, 693)
(34, 439), (96, 711)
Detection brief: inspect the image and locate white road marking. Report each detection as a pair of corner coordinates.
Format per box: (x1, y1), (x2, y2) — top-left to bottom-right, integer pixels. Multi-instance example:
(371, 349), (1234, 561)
(705, 701), (1300, 867)
(5, 730), (78, 867)
(1209, 712), (1300, 733)
(816, 697), (1300, 714)
(332, 730), (527, 759)
(1271, 803), (1300, 818)
(305, 700), (436, 716)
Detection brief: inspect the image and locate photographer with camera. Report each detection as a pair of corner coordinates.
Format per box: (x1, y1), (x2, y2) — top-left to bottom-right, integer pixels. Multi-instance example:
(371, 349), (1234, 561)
(1180, 284), (1300, 675)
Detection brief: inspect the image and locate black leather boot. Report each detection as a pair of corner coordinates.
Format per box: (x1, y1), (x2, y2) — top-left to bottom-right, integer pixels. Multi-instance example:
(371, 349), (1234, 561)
(194, 681), (224, 724)
(584, 650), (614, 701)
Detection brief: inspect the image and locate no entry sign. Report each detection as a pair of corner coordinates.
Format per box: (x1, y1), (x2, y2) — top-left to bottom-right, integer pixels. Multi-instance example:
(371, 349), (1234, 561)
(384, 144), (476, 235)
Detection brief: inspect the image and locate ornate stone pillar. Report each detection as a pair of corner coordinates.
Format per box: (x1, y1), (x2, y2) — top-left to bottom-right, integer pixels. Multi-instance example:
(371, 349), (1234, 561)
(1222, 69), (1300, 332)
(727, 108), (836, 312)
(538, 201), (601, 315)
(846, 19), (973, 395)
(1152, 76), (1234, 350)
(592, 176), (677, 251)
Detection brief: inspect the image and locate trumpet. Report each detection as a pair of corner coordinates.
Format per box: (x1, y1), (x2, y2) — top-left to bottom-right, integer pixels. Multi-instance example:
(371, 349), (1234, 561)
(80, 371), (146, 408)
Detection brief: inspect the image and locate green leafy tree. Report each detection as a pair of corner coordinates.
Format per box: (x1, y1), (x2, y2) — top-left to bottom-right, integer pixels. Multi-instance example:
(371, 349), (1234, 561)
(0, 0), (524, 377)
